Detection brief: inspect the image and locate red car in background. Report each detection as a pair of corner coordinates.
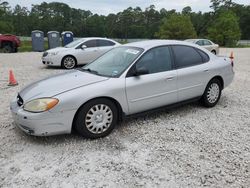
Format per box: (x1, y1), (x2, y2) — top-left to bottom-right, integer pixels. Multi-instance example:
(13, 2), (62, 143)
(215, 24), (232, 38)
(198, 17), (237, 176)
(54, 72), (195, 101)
(0, 34), (21, 53)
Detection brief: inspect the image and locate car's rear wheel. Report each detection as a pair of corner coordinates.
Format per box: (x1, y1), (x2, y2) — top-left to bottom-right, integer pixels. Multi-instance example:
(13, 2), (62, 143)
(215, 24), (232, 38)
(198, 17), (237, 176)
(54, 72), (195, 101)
(201, 78), (222, 107)
(74, 99), (118, 139)
(62, 56), (77, 69)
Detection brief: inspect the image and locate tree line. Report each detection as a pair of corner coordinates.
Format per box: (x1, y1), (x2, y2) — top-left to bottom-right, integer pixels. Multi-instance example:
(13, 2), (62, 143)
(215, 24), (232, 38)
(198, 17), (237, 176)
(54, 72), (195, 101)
(0, 0), (249, 46)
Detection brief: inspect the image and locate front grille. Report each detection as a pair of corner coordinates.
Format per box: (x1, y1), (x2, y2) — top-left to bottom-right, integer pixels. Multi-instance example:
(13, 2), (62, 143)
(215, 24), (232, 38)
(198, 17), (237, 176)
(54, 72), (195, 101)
(17, 94), (23, 106)
(43, 52), (48, 57)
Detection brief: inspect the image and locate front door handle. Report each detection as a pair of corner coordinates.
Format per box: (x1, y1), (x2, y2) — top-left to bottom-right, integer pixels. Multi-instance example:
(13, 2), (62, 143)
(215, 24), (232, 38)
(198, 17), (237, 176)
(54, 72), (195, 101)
(166, 76), (174, 81)
(203, 69), (209, 72)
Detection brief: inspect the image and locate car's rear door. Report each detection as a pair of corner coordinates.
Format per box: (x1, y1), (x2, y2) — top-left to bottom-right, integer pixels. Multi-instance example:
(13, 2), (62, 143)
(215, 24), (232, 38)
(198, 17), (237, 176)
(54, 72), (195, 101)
(96, 39), (116, 56)
(171, 45), (211, 101)
(125, 46), (178, 114)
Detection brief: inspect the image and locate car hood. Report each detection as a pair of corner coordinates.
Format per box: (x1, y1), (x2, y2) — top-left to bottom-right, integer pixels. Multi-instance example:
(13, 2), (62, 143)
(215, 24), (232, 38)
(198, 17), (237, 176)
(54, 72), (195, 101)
(19, 70), (109, 102)
(46, 47), (71, 53)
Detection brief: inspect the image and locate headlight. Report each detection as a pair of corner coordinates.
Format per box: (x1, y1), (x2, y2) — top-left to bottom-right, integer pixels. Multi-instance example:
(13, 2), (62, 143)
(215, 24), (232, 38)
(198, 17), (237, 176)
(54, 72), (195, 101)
(49, 51), (59, 56)
(23, 98), (59, 113)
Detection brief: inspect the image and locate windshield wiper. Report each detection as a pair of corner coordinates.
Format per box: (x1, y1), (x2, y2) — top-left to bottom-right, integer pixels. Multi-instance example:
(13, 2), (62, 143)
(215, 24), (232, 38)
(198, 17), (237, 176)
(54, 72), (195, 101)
(81, 68), (99, 74)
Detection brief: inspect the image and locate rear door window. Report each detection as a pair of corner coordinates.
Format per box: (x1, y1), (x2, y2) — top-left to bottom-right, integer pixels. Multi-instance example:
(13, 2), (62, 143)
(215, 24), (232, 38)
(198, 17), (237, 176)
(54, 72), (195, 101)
(97, 39), (115, 47)
(204, 40), (212, 45)
(196, 40), (204, 46)
(197, 49), (210, 63)
(172, 45), (203, 68)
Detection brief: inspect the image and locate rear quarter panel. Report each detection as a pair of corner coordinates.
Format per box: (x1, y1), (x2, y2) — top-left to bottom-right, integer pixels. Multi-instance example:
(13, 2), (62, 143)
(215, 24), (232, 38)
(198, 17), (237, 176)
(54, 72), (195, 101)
(208, 56), (234, 89)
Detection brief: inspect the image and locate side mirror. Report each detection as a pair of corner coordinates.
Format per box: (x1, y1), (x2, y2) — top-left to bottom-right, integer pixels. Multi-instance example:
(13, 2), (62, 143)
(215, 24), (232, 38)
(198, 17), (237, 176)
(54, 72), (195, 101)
(81, 45), (87, 50)
(134, 67), (149, 76)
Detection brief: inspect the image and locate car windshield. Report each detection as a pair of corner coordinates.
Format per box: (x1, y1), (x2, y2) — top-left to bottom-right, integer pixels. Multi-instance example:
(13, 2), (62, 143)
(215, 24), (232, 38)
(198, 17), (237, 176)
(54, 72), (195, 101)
(82, 47), (143, 77)
(65, 39), (85, 48)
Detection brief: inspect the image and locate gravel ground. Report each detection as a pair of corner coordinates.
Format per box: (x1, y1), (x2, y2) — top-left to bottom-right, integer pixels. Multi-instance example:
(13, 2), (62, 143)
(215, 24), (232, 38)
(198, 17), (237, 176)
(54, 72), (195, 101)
(0, 49), (250, 188)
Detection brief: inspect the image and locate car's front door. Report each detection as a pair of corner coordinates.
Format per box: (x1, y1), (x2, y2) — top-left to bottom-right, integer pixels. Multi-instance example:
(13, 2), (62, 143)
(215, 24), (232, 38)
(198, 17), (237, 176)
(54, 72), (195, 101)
(171, 45), (211, 101)
(125, 46), (178, 114)
(76, 39), (100, 64)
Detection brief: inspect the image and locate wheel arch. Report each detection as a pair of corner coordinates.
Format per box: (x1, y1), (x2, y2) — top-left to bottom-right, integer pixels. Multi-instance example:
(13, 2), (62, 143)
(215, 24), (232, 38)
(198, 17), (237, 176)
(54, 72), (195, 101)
(71, 96), (124, 132)
(209, 75), (224, 89)
(61, 54), (78, 67)
(211, 49), (216, 54)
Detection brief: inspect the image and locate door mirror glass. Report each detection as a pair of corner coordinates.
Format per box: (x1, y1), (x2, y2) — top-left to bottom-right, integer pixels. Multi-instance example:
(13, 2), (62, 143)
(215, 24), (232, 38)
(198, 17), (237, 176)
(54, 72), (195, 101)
(135, 67), (149, 76)
(81, 45), (87, 50)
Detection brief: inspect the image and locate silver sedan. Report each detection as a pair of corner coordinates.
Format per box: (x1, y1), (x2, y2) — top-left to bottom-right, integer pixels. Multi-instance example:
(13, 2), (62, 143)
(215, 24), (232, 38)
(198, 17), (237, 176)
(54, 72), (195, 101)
(10, 40), (234, 138)
(185, 39), (219, 55)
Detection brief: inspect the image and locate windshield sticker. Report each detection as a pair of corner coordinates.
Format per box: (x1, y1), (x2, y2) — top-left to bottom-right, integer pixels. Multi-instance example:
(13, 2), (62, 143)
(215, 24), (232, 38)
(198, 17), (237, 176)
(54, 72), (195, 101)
(126, 49), (140, 55)
(112, 70), (118, 76)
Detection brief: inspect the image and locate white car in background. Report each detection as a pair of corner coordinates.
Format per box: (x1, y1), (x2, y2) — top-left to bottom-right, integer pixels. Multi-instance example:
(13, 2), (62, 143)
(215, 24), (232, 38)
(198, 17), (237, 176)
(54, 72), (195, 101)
(185, 39), (219, 55)
(42, 37), (120, 69)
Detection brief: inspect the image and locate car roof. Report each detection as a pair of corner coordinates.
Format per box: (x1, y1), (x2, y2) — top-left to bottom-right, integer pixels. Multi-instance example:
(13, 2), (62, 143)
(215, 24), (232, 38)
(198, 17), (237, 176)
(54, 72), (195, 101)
(74, 37), (118, 44)
(186, 39), (212, 42)
(78, 37), (115, 41)
(123, 40), (201, 51)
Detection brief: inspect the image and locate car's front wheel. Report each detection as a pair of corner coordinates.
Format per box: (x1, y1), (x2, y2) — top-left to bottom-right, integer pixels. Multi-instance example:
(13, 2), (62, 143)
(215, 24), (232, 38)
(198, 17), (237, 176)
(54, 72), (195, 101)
(3, 45), (12, 53)
(74, 99), (118, 139)
(62, 56), (77, 69)
(201, 78), (222, 107)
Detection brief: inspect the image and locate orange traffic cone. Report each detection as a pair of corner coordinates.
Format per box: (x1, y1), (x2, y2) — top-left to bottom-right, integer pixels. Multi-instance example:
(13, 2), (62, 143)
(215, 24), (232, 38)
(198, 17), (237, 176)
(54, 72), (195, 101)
(229, 51), (234, 60)
(8, 70), (18, 86)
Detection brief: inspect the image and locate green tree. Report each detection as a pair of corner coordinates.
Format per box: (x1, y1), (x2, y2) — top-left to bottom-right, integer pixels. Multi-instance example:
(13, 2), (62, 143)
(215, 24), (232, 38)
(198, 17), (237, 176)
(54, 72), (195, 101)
(182, 6), (192, 15)
(207, 10), (241, 46)
(12, 5), (29, 35)
(0, 0), (13, 33)
(210, 0), (234, 11)
(156, 14), (197, 39)
(0, 20), (13, 33)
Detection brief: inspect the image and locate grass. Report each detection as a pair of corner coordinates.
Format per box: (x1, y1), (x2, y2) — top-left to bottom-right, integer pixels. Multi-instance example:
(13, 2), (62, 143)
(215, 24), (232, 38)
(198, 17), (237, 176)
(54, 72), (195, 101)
(236, 44), (250, 48)
(19, 40), (49, 52)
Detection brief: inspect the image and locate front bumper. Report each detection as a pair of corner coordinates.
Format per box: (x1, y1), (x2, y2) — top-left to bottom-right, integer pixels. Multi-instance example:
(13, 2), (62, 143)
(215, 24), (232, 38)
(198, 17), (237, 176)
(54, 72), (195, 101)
(10, 99), (76, 136)
(42, 55), (61, 66)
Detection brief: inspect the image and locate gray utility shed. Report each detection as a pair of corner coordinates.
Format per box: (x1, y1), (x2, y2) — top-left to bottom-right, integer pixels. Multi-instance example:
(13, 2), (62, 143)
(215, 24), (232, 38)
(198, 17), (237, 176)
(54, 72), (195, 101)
(47, 31), (60, 49)
(31, 30), (44, 52)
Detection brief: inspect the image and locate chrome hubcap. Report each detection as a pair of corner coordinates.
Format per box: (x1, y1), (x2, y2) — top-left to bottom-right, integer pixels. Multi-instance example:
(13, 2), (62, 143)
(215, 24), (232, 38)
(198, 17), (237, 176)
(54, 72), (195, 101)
(64, 57), (75, 69)
(85, 104), (113, 134)
(207, 83), (220, 103)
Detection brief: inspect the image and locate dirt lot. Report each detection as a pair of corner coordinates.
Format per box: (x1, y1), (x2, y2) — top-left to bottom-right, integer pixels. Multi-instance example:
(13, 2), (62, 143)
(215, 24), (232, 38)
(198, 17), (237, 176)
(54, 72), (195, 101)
(0, 49), (250, 188)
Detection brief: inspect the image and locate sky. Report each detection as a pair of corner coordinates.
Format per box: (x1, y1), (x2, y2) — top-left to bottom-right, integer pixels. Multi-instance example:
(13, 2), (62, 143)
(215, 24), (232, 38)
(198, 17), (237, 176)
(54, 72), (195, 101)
(8, 0), (250, 15)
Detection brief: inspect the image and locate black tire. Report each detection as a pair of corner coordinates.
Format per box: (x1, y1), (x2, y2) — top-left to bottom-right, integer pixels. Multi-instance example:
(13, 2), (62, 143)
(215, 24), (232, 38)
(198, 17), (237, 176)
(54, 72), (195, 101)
(61, 56), (77, 69)
(211, 50), (216, 55)
(201, 78), (222, 107)
(3, 45), (12, 53)
(74, 99), (118, 139)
